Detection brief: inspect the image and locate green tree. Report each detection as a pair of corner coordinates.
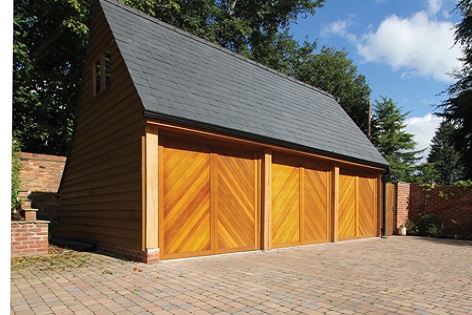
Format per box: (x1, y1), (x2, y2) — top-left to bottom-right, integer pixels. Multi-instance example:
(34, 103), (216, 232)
(411, 162), (438, 184)
(371, 96), (422, 181)
(13, 0), (92, 155)
(11, 136), (22, 217)
(13, 0), (325, 155)
(438, 0), (472, 179)
(150, 0), (325, 74)
(427, 122), (465, 185)
(294, 46), (372, 133)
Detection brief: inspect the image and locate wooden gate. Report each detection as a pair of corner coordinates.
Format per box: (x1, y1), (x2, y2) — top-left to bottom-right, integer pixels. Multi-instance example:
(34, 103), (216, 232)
(271, 154), (330, 247)
(385, 183), (396, 236)
(339, 171), (377, 240)
(159, 140), (258, 259)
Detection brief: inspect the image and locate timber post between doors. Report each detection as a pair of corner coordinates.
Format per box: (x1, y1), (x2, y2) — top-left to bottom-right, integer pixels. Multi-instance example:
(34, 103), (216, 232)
(261, 149), (272, 250)
(142, 124), (159, 252)
(331, 166), (340, 242)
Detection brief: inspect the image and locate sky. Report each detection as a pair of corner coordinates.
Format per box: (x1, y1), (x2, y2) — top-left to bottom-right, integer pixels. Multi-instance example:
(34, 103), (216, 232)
(290, 0), (463, 161)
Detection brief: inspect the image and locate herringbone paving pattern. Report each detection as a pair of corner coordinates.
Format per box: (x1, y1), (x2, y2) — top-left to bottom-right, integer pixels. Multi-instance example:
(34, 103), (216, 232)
(10, 236), (472, 314)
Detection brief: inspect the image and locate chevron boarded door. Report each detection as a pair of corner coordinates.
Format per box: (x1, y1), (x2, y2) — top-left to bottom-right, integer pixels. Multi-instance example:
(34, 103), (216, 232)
(160, 140), (257, 259)
(358, 176), (376, 237)
(272, 161), (300, 246)
(339, 171), (377, 240)
(304, 166), (329, 243)
(339, 174), (356, 239)
(271, 154), (329, 247)
(160, 144), (212, 258)
(215, 150), (258, 253)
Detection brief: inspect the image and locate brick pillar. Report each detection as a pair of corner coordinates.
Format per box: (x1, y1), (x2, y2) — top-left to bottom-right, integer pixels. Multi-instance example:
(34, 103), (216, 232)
(11, 221), (50, 257)
(396, 182), (410, 229)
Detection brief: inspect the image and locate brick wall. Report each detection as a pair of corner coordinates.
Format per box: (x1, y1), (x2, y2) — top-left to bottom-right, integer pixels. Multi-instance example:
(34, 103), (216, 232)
(396, 182), (410, 228)
(397, 183), (472, 237)
(11, 221), (49, 257)
(18, 152), (66, 233)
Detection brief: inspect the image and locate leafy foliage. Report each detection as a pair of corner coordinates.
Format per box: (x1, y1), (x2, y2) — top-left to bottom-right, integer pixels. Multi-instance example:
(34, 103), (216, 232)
(437, 0), (472, 179)
(455, 179), (472, 188)
(404, 219), (419, 235)
(13, 0), (376, 157)
(410, 162), (438, 184)
(416, 213), (442, 237)
(11, 136), (22, 215)
(427, 122), (465, 185)
(371, 96), (423, 181)
(13, 0), (92, 155)
(13, 0), (330, 155)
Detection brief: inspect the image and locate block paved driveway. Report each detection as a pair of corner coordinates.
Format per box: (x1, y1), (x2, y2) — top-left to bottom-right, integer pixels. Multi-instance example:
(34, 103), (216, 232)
(11, 236), (472, 315)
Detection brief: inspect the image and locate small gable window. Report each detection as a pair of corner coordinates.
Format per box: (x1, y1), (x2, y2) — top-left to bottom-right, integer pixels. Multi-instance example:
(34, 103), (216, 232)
(93, 48), (111, 96)
(104, 50), (111, 87)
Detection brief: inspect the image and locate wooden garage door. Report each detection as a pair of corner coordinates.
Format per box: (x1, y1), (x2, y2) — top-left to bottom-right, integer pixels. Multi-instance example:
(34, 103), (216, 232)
(339, 171), (377, 240)
(271, 154), (330, 247)
(159, 140), (258, 259)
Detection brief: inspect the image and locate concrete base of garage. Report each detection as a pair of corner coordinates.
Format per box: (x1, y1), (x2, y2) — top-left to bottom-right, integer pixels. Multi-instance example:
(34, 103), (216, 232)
(10, 236), (472, 314)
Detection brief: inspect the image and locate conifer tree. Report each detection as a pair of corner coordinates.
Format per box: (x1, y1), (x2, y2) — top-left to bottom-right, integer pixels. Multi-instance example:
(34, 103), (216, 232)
(427, 122), (465, 185)
(371, 96), (422, 182)
(438, 0), (472, 178)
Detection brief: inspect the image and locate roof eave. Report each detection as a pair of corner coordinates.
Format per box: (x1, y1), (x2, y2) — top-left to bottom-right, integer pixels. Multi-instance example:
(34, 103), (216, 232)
(144, 110), (390, 170)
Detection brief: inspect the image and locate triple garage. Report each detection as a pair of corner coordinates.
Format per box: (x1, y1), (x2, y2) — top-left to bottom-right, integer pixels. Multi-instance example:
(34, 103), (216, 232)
(158, 133), (381, 260)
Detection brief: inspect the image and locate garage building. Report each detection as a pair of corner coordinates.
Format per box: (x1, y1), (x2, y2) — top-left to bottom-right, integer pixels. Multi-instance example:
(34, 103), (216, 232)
(58, 0), (389, 262)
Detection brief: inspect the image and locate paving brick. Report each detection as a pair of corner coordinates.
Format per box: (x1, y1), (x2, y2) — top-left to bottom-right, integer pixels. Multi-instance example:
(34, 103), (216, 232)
(10, 236), (472, 315)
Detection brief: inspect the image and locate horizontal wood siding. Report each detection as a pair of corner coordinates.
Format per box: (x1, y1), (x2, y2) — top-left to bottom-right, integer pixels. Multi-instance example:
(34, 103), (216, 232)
(59, 7), (143, 250)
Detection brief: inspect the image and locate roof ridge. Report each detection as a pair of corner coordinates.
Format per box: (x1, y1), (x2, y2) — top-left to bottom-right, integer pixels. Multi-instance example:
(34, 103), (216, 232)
(100, 0), (335, 100)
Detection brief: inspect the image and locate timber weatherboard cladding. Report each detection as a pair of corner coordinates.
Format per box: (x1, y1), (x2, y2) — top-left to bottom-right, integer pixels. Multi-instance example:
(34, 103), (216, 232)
(58, 0), (388, 262)
(59, 6), (143, 251)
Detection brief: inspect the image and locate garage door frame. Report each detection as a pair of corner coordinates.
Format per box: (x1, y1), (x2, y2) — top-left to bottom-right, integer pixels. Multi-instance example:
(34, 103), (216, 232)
(270, 152), (331, 248)
(158, 135), (260, 260)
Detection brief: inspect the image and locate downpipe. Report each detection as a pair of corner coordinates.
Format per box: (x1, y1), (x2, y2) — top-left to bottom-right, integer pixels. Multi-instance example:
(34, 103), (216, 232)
(381, 167), (390, 238)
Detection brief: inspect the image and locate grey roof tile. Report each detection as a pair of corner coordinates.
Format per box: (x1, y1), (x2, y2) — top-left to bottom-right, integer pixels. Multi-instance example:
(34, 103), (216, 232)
(99, 0), (388, 168)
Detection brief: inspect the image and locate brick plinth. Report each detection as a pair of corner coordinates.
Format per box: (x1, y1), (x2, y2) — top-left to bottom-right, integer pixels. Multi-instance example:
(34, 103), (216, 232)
(11, 221), (50, 257)
(97, 243), (160, 264)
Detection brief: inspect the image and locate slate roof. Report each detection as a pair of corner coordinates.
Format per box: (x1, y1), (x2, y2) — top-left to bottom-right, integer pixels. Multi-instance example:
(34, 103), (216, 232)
(99, 0), (389, 168)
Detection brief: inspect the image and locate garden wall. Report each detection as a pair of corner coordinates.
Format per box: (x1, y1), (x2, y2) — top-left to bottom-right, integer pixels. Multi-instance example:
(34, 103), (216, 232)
(18, 152), (66, 234)
(397, 182), (472, 238)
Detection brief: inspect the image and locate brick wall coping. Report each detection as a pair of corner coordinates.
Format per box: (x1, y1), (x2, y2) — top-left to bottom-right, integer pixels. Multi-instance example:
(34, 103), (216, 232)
(20, 152), (66, 162)
(11, 220), (50, 225)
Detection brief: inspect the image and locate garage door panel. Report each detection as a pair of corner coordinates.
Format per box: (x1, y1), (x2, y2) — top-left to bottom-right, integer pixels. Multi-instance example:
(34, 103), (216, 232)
(217, 160), (254, 214)
(171, 209), (211, 254)
(216, 154), (257, 251)
(161, 140), (258, 259)
(272, 163), (300, 246)
(162, 147), (211, 255)
(339, 174), (356, 239)
(304, 168), (329, 242)
(358, 177), (376, 236)
(339, 172), (378, 240)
